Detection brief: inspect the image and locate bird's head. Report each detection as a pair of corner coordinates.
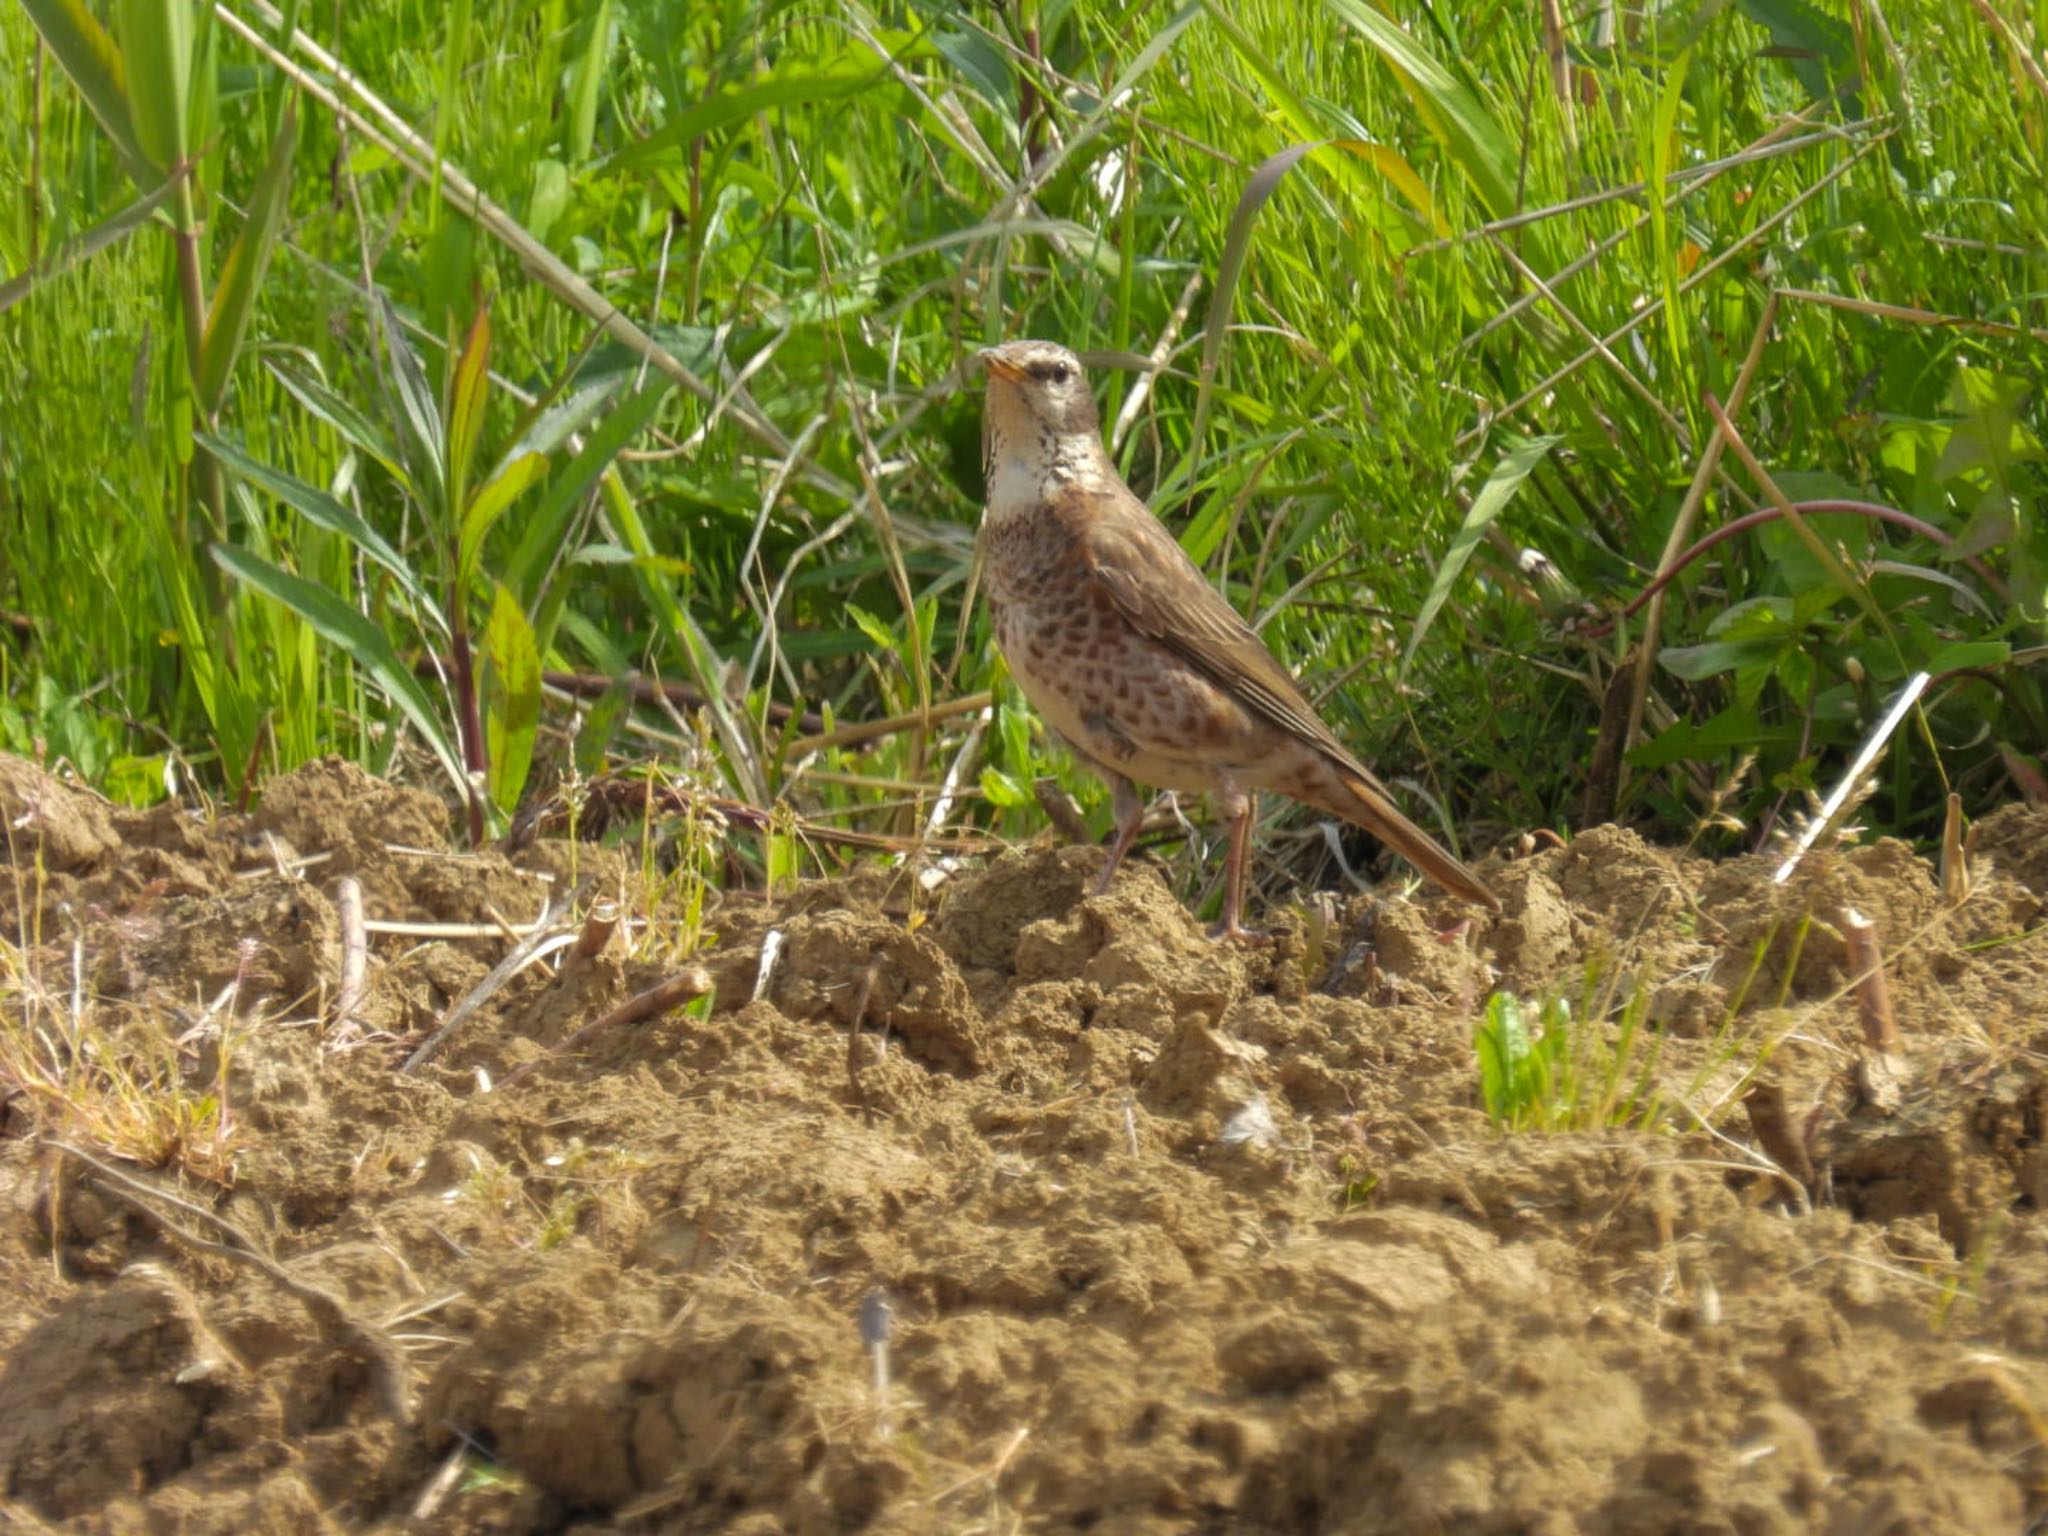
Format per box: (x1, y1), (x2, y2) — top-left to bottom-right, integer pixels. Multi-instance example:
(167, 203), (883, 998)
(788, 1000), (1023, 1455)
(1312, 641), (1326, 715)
(978, 340), (1100, 442)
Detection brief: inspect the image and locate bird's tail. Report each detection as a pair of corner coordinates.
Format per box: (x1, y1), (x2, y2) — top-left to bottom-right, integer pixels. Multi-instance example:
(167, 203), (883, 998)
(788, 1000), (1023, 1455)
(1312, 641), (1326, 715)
(1289, 756), (1500, 911)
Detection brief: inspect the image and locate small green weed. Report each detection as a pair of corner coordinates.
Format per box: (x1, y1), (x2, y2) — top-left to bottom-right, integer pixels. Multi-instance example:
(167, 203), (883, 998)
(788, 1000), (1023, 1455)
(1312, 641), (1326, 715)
(1474, 982), (1666, 1134)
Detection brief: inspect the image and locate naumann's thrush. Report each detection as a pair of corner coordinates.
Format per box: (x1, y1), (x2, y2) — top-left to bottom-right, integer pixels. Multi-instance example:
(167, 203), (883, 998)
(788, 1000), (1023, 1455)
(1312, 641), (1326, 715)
(976, 339), (1498, 940)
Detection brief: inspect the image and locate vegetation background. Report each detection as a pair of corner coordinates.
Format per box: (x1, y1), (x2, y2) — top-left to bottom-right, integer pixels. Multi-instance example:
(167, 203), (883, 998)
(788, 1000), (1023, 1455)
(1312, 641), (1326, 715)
(3, 0), (2044, 921)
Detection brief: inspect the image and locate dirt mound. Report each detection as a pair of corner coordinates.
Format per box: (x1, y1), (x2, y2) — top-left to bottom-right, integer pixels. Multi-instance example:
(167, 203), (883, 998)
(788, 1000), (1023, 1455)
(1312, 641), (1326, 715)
(3, 751), (2048, 1532)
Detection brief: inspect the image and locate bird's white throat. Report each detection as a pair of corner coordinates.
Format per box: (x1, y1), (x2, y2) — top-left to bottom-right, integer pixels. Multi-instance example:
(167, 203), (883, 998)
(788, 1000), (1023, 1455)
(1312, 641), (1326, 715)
(984, 424), (1113, 524)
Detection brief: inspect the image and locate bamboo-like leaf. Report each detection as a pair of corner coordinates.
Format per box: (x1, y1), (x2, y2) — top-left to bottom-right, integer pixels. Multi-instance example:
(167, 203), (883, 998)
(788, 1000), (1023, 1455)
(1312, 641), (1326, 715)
(504, 380), (673, 597)
(503, 375), (625, 461)
(482, 584), (541, 814)
(264, 354), (405, 480)
(1325, 0), (1516, 217)
(19, 0), (151, 182)
(447, 301), (492, 524)
(0, 176), (178, 315)
(197, 100), (297, 414)
(377, 296), (448, 520)
(211, 542), (466, 797)
(114, 0), (194, 178)
(459, 450), (547, 587)
(568, 0), (613, 164)
(1403, 435), (1561, 679)
(199, 430), (445, 629)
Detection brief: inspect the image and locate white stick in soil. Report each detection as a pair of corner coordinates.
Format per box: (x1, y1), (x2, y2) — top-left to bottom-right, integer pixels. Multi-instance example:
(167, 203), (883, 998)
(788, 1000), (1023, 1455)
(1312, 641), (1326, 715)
(1772, 670), (1929, 885)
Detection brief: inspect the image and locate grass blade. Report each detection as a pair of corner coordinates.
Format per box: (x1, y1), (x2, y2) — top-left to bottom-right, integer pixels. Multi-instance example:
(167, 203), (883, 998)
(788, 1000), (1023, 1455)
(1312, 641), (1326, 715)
(1402, 435), (1560, 679)
(198, 430), (445, 630)
(447, 302), (492, 526)
(377, 296), (448, 520)
(504, 380), (673, 599)
(264, 354), (405, 481)
(211, 542), (466, 798)
(113, 0), (194, 178)
(1325, 0), (1516, 216)
(567, 0), (613, 165)
(605, 57), (892, 173)
(197, 99), (297, 413)
(459, 452), (547, 587)
(1182, 138), (1433, 499)
(0, 176), (179, 314)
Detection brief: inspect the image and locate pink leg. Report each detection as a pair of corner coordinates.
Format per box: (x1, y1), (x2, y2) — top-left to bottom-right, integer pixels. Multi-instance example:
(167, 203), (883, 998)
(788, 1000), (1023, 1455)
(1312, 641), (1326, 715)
(1207, 787), (1270, 945)
(1092, 774), (1145, 896)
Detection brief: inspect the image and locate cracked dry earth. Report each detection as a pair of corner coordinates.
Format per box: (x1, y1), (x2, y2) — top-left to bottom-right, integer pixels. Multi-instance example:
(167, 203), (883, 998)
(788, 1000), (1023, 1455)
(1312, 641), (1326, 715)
(5, 750), (2048, 1534)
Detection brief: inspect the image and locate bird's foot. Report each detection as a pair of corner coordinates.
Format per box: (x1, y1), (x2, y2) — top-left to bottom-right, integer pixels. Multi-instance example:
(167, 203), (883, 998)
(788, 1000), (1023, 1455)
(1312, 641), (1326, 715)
(1204, 918), (1273, 946)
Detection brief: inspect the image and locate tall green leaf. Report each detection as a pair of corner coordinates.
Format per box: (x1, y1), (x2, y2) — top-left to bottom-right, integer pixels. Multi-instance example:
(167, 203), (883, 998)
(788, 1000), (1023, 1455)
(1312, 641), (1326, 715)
(18, 0), (150, 182)
(504, 380), (674, 598)
(1180, 139), (1435, 500)
(447, 302), (492, 524)
(264, 355), (406, 482)
(211, 543), (466, 797)
(1325, 0), (1516, 217)
(197, 100), (297, 413)
(459, 452), (548, 587)
(567, 0), (614, 164)
(198, 431), (445, 629)
(482, 584), (542, 814)
(114, 0), (194, 178)
(377, 297), (448, 519)
(1403, 435), (1561, 679)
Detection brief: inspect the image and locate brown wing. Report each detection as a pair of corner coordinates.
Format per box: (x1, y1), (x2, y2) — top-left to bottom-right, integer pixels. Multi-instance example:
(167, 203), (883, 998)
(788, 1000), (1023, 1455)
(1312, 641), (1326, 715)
(1068, 485), (1500, 910)
(1062, 485), (1372, 777)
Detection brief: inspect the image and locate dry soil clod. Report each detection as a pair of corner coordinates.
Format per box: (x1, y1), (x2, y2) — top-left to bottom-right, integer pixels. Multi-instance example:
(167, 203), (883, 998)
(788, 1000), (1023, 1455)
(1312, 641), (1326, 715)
(10, 754), (2048, 1533)
(48, 1141), (412, 1425)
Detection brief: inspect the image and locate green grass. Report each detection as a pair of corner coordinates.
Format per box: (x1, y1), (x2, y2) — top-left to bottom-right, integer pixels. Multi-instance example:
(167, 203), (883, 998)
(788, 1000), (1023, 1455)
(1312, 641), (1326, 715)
(2, 1), (2044, 900)
(1473, 981), (1667, 1134)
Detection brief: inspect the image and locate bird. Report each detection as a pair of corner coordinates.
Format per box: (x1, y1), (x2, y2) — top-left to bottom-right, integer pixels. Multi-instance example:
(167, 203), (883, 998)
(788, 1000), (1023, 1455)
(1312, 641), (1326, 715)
(975, 338), (1499, 941)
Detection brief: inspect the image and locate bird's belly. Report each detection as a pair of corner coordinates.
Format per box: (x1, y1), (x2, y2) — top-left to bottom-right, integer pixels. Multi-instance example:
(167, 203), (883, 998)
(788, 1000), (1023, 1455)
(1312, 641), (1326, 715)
(995, 605), (1258, 793)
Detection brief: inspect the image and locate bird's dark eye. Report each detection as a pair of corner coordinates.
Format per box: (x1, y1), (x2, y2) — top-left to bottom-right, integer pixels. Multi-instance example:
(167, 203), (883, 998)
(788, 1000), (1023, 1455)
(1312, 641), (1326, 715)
(1051, 363), (1072, 383)
(1029, 359), (1073, 384)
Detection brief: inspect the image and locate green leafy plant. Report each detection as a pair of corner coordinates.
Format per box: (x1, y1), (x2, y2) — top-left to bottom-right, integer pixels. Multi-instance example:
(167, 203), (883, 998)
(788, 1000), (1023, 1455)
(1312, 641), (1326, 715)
(1474, 984), (1666, 1134)
(207, 302), (570, 841)
(16, 0), (303, 796)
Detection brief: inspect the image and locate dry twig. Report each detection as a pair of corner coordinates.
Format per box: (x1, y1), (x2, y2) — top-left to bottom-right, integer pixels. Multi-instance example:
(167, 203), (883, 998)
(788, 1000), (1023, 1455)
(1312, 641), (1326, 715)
(334, 876), (367, 1034)
(494, 967), (713, 1091)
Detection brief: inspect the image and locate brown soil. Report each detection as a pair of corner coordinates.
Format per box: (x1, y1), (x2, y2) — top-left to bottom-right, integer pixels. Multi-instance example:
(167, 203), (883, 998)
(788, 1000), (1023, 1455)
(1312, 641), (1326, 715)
(5, 751), (2048, 1534)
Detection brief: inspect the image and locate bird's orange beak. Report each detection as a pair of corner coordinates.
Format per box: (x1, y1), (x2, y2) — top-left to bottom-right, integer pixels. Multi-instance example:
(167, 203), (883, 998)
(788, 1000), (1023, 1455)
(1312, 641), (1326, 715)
(978, 347), (1027, 382)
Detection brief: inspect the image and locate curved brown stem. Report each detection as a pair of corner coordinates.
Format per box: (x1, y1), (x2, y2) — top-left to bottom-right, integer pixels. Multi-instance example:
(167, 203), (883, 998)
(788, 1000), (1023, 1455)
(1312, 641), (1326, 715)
(1621, 498), (2009, 621)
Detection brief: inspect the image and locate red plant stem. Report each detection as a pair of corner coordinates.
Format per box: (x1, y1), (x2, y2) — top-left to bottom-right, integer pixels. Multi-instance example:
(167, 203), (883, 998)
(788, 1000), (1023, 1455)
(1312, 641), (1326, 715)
(1622, 499), (2009, 618)
(449, 626), (486, 848)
